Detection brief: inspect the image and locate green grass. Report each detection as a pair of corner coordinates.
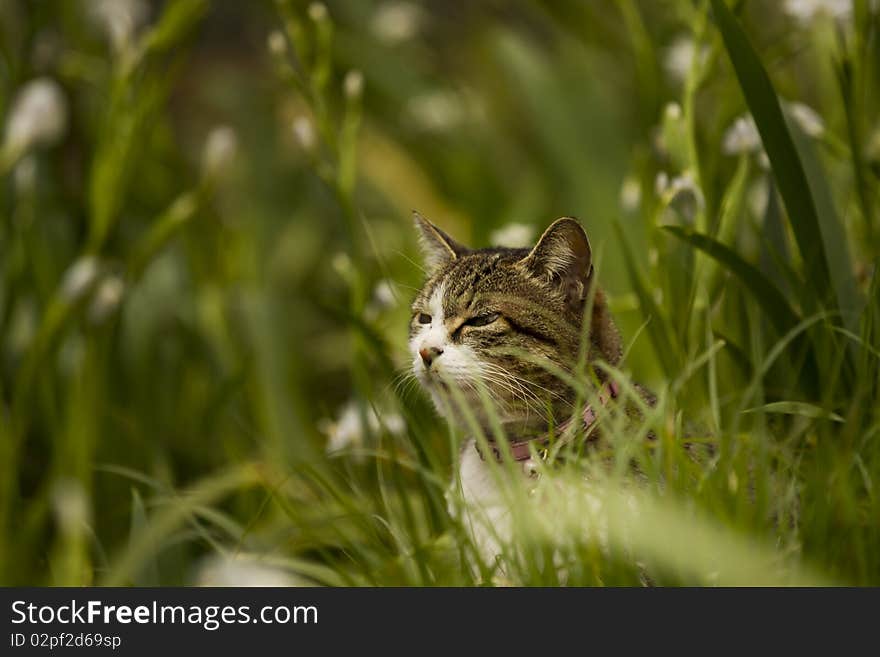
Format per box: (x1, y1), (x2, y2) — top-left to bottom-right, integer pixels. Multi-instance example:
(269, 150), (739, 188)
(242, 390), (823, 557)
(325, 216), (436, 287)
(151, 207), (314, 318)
(0, 0), (878, 586)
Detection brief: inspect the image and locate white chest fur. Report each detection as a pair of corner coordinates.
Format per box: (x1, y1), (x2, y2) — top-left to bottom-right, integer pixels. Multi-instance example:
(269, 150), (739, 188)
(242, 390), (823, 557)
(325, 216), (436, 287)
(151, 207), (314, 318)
(448, 439), (535, 564)
(449, 439), (622, 578)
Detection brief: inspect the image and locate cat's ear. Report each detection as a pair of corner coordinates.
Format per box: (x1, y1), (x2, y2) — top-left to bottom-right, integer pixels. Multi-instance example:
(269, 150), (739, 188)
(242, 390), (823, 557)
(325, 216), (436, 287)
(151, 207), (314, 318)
(518, 217), (593, 306)
(413, 211), (467, 274)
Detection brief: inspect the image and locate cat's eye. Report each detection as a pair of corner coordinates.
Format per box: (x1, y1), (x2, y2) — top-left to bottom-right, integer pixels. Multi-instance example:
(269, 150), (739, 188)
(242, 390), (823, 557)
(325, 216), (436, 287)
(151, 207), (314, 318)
(465, 313), (500, 327)
(417, 313), (432, 324)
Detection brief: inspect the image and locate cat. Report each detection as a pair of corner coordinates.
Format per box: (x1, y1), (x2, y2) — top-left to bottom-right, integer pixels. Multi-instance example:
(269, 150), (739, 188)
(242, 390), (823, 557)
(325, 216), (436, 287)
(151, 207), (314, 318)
(409, 212), (637, 565)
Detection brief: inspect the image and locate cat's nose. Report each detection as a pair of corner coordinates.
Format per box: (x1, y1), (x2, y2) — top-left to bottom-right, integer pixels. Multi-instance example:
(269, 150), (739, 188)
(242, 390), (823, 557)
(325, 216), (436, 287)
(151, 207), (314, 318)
(419, 346), (443, 367)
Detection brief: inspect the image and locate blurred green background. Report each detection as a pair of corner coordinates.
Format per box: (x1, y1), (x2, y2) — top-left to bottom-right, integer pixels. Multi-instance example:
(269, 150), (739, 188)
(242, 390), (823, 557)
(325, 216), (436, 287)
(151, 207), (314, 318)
(0, 0), (878, 586)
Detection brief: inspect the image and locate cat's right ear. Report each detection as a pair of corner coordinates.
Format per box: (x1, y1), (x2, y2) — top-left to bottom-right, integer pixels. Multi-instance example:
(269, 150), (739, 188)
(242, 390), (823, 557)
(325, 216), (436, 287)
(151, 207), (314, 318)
(413, 211), (467, 274)
(518, 217), (593, 308)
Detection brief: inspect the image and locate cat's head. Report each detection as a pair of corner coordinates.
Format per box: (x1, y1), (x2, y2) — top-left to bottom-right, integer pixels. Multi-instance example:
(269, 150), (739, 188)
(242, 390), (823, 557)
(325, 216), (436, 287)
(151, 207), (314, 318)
(409, 212), (620, 433)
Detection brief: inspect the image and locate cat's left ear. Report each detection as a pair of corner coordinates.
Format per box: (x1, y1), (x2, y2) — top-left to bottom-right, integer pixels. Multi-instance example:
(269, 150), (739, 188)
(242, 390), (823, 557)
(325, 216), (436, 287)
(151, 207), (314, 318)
(413, 211), (468, 274)
(518, 217), (593, 306)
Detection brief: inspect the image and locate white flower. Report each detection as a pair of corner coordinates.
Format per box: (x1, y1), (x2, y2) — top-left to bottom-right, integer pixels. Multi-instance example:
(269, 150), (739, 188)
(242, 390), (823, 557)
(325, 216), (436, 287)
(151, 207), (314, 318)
(664, 35), (696, 83)
(201, 125), (238, 180)
(320, 400), (405, 454)
(665, 102), (683, 123)
(51, 478), (90, 535)
(667, 172), (703, 202)
(373, 279), (398, 309)
(364, 279), (398, 320)
(747, 178), (770, 218)
(308, 2), (328, 22)
(783, 0), (852, 24)
(343, 70), (364, 100)
(88, 275), (126, 324)
(405, 90), (465, 132)
(267, 30), (287, 56)
(619, 176), (641, 213)
(195, 554), (303, 587)
(724, 103), (823, 160)
(292, 116), (317, 152)
(371, 2), (425, 44)
(3, 77), (68, 157)
(654, 171), (670, 197)
(722, 114), (762, 155)
(88, 0), (149, 53)
(382, 412), (405, 435)
(60, 256), (100, 302)
(786, 101), (825, 137)
(489, 222), (535, 248)
(657, 170), (705, 222)
(321, 402), (367, 453)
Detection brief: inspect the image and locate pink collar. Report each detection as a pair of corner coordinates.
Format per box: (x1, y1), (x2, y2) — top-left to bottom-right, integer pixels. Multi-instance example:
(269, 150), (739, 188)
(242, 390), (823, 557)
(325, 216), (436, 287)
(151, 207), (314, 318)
(475, 380), (620, 463)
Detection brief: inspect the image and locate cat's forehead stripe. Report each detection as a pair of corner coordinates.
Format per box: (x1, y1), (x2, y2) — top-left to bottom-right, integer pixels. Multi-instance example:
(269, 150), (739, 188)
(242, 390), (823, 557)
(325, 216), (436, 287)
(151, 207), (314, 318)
(442, 252), (506, 315)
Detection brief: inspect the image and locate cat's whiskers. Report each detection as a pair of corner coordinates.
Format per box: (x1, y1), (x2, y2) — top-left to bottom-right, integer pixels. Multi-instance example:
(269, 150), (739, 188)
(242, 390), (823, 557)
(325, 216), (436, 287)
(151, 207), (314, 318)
(393, 249), (428, 276)
(389, 367), (422, 400)
(476, 369), (548, 424)
(480, 363), (559, 412)
(389, 368), (412, 393)
(482, 361), (573, 408)
(426, 364), (523, 423)
(465, 377), (523, 423)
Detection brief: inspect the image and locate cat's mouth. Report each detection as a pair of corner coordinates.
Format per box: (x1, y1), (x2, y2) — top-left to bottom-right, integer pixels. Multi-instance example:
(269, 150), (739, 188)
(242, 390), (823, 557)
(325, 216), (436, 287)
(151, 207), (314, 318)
(419, 370), (463, 394)
(417, 367), (481, 402)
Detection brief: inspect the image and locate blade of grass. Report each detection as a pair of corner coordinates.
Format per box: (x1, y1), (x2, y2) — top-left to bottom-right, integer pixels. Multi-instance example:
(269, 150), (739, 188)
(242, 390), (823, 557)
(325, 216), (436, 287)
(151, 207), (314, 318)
(836, 17), (875, 249)
(710, 0), (851, 328)
(662, 225), (799, 335)
(613, 220), (679, 377)
(713, 328), (754, 381)
(102, 464), (265, 586)
(788, 117), (862, 336)
(742, 401), (844, 423)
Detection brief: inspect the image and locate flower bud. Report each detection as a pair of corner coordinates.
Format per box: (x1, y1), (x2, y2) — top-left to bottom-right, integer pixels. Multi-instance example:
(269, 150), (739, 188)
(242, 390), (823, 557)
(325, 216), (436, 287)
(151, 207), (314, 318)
(201, 125), (239, 181)
(60, 256), (100, 303)
(786, 101), (824, 138)
(88, 275), (126, 325)
(88, 0), (149, 53)
(664, 36), (695, 84)
(292, 116), (317, 152)
(51, 478), (91, 536)
(3, 77), (68, 158)
(343, 70), (364, 101)
(619, 176), (641, 213)
(267, 30), (287, 56)
(371, 2), (424, 44)
(722, 115), (761, 155)
(196, 554), (302, 587)
(783, 0), (852, 25)
(308, 2), (328, 22)
(489, 223), (535, 248)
